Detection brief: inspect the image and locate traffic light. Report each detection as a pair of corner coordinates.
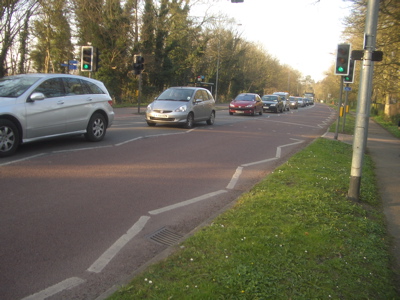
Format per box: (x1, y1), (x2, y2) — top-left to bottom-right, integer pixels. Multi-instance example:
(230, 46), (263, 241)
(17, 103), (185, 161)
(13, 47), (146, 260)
(81, 46), (93, 72)
(344, 60), (356, 83)
(133, 55), (144, 75)
(335, 44), (351, 75)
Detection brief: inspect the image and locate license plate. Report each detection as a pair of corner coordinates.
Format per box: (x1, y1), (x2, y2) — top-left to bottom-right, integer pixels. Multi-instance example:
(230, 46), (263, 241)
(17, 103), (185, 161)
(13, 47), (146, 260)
(154, 113), (168, 118)
(235, 110), (244, 113)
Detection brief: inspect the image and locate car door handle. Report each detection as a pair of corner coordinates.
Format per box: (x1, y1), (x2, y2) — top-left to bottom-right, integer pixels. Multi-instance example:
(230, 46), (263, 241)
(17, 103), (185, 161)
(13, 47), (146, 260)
(86, 97), (93, 102)
(57, 100), (65, 105)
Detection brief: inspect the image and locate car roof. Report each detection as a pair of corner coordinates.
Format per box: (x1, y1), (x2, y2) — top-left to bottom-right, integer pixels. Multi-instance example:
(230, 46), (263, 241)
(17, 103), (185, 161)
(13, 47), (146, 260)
(169, 86), (208, 90)
(5, 73), (104, 85)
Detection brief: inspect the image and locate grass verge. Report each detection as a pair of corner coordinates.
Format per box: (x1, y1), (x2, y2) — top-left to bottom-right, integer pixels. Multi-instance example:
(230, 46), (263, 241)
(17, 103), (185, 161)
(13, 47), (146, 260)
(107, 137), (398, 299)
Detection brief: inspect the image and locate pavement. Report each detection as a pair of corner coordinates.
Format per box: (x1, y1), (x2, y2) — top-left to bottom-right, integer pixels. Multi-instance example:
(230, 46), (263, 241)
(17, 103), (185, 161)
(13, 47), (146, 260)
(322, 118), (400, 287)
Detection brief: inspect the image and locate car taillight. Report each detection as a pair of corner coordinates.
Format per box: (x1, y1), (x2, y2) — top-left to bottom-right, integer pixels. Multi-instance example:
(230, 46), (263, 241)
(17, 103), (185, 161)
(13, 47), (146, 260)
(108, 100), (113, 106)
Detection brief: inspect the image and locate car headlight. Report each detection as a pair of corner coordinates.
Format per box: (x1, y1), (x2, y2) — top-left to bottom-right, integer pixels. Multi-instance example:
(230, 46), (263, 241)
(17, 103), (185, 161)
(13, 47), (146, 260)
(229, 103), (235, 107)
(175, 105), (187, 112)
(246, 104), (253, 108)
(146, 104), (153, 112)
(270, 103), (276, 106)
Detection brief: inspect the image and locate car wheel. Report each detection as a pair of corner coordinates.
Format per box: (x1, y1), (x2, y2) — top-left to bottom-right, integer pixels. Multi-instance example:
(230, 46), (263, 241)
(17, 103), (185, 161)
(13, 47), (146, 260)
(0, 119), (20, 157)
(259, 109), (262, 116)
(147, 121), (156, 127)
(184, 112), (194, 129)
(229, 112), (233, 115)
(206, 111), (215, 125)
(85, 113), (107, 142)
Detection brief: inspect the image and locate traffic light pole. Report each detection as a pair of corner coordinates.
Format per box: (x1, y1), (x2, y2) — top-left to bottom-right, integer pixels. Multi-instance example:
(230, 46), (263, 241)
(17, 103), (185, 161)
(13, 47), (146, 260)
(348, 0), (380, 201)
(342, 84), (350, 132)
(334, 76), (344, 140)
(137, 73), (142, 114)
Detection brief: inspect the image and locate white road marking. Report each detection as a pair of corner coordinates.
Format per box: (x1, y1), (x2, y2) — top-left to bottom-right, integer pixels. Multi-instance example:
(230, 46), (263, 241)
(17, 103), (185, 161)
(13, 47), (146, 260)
(87, 216), (150, 273)
(0, 153), (46, 167)
(149, 190), (227, 215)
(21, 277), (85, 300)
(226, 167), (243, 189)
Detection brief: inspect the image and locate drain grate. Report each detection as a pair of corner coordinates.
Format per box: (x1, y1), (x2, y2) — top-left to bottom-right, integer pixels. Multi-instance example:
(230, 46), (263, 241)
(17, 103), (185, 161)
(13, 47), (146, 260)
(147, 227), (183, 246)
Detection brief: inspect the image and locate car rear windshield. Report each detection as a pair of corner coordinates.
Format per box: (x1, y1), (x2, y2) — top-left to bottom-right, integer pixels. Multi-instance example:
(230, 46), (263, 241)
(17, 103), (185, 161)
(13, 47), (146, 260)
(0, 76), (41, 97)
(157, 88), (194, 101)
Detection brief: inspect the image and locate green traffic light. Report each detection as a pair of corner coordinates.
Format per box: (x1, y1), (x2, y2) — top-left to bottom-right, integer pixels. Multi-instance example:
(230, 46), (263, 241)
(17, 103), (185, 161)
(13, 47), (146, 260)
(337, 66), (344, 73)
(83, 64), (90, 69)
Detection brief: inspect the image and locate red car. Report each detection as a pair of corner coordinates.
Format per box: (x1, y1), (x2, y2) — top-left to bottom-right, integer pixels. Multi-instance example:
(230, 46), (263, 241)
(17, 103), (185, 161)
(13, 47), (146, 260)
(229, 93), (263, 116)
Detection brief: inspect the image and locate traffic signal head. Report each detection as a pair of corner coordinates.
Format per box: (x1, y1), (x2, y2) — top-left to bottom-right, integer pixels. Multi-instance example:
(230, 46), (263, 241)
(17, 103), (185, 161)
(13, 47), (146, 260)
(343, 60), (356, 83)
(133, 55), (144, 75)
(335, 44), (351, 75)
(81, 46), (93, 72)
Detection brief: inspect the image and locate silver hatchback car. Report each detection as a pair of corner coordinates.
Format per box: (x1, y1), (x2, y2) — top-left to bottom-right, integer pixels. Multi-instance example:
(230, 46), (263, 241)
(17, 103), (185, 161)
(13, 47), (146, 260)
(0, 73), (114, 157)
(146, 87), (216, 128)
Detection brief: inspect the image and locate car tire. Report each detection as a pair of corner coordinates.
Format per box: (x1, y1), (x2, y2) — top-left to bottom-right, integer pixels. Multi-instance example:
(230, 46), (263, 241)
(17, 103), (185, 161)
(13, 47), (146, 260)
(85, 113), (107, 142)
(206, 111), (215, 125)
(147, 121), (156, 126)
(0, 119), (20, 157)
(259, 109), (262, 116)
(184, 112), (194, 129)
(229, 112), (233, 115)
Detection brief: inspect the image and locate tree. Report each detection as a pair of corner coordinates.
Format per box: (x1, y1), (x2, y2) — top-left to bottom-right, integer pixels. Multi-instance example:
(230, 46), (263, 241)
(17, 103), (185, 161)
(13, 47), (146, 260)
(30, 0), (73, 73)
(0, 0), (39, 76)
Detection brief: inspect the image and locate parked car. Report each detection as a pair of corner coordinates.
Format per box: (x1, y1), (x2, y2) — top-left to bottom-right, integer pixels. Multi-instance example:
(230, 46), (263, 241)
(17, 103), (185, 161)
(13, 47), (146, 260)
(0, 73), (114, 157)
(146, 86), (215, 128)
(229, 93), (263, 116)
(289, 96), (299, 109)
(273, 92), (290, 111)
(261, 95), (284, 113)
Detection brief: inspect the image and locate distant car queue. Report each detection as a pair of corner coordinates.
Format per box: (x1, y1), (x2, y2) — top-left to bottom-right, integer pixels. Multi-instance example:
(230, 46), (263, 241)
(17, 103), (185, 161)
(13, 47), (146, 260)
(229, 91), (314, 115)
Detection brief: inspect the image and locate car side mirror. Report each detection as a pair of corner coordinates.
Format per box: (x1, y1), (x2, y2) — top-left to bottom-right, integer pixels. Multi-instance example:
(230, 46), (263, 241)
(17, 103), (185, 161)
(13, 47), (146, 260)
(28, 92), (45, 102)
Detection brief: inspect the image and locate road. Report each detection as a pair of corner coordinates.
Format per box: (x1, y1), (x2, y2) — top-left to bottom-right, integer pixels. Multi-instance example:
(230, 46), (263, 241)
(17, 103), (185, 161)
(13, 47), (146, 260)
(0, 103), (336, 300)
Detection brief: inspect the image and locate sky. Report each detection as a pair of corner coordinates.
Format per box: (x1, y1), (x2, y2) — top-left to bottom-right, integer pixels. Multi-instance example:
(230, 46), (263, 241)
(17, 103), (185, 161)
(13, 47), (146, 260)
(190, 0), (353, 82)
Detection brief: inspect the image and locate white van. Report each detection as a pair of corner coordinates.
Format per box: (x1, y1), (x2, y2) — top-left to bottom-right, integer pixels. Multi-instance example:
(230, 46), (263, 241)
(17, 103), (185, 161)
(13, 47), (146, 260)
(273, 92), (290, 111)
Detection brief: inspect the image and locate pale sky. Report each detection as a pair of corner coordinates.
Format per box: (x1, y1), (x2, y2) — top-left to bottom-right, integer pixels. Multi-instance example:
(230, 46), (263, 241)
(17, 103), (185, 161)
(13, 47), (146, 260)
(191, 0), (353, 82)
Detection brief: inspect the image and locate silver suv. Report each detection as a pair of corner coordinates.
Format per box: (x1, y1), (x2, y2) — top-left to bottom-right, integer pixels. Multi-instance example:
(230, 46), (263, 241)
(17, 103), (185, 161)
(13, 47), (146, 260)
(0, 74), (114, 157)
(146, 87), (216, 128)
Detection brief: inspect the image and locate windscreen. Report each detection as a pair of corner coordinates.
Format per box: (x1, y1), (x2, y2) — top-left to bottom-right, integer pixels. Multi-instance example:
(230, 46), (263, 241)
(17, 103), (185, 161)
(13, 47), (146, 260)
(157, 88), (194, 101)
(0, 76), (40, 97)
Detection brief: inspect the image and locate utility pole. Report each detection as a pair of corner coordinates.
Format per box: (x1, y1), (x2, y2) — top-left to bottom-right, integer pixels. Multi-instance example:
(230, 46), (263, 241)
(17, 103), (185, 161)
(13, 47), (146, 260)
(348, 0), (380, 201)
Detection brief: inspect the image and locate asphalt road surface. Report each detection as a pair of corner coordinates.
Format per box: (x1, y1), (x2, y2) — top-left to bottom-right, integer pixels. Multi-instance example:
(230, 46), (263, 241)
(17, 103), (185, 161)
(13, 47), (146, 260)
(0, 103), (336, 300)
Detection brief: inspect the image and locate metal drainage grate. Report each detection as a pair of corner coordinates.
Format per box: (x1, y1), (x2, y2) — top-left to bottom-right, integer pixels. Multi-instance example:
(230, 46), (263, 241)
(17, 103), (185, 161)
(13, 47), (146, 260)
(147, 227), (183, 246)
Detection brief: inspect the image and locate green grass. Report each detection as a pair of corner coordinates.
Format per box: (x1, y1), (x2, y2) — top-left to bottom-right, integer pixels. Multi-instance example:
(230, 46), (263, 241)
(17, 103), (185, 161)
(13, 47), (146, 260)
(107, 136), (398, 299)
(328, 110), (356, 135)
(373, 114), (400, 139)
